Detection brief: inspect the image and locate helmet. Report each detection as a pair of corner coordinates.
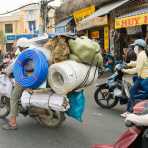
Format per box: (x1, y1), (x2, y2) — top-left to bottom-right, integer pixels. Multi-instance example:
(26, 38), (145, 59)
(16, 38), (30, 48)
(131, 39), (147, 49)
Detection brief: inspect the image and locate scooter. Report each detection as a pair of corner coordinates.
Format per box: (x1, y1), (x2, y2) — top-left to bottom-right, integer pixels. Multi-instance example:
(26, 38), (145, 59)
(92, 100), (148, 148)
(0, 73), (67, 128)
(94, 63), (131, 109)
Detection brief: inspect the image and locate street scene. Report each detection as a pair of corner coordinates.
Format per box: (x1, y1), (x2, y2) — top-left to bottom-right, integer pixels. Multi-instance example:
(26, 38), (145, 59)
(0, 0), (147, 148)
(0, 76), (127, 148)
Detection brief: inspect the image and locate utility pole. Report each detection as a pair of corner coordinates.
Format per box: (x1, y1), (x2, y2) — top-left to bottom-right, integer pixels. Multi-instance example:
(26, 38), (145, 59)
(40, 0), (55, 33)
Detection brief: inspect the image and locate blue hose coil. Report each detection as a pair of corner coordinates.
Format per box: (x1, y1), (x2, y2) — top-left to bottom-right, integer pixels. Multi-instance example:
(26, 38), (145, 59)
(13, 48), (49, 89)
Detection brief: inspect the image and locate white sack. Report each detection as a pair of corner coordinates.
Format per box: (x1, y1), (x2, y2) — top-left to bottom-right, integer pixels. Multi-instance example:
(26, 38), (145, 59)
(0, 75), (13, 98)
(48, 60), (98, 95)
(126, 113), (148, 126)
(21, 91), (70, 112)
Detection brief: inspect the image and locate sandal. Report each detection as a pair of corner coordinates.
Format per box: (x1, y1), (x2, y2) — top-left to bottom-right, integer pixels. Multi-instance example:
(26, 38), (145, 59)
(2, 122), (17, 130)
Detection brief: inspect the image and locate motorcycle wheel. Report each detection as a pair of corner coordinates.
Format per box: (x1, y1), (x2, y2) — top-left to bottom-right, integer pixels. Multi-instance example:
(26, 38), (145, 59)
(36, 109), (65, 128)
(0, 96), (10, 118)
(94, 84), (118, 109)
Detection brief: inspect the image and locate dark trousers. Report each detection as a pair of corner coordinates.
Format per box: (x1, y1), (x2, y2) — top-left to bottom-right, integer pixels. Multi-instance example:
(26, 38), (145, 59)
(127, 77), (148, 112)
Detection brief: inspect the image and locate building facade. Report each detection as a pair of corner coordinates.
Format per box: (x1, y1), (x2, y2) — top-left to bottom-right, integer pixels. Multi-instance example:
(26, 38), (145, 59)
(0, 3), (56, 52)
(0, 4), (40, 51)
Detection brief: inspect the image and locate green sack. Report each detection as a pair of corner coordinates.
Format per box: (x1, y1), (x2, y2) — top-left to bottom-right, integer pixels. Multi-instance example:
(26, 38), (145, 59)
(69, 54), (81, 63)
(69, 36), (101, 65)
(94, 53), (103, 66)
(70, 53), (103, 66)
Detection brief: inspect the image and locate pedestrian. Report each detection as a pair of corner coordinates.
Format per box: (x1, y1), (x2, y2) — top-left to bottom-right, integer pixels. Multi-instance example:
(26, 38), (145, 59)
(2, 38), (31, 130)
(3, 53), (12, 65)
(121, 39), (148, 118)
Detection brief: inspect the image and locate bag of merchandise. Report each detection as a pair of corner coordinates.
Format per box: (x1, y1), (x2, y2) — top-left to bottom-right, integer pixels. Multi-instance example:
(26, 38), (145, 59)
(0, 74), (13, 98)
(45, 36), (70, 63)
(66, 90), (85, 122)
(69, 36), (102, 65)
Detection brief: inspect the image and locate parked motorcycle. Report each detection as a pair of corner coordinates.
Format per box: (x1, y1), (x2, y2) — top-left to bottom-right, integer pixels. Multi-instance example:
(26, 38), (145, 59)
(92, 100), (148, 148)
(94, 63), (131, 109)
(0, 73), (66, 128)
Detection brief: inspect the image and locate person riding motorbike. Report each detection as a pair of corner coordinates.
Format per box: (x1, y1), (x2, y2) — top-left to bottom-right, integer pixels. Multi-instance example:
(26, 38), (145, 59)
(2, 38), (31, 130)
(121, 39), (148, 118)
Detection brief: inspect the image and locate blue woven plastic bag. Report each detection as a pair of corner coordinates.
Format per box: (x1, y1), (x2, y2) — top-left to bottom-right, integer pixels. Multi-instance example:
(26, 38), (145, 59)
(66, 90), (85, 122)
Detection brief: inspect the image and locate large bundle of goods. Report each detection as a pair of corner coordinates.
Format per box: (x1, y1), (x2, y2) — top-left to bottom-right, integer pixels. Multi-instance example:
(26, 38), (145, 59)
(13, 35), (103, 121)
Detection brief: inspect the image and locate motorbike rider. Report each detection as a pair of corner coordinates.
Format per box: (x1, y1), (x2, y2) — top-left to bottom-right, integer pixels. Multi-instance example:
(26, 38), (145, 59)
(121, 39), (148, 118)
(2, 38), (31, 130)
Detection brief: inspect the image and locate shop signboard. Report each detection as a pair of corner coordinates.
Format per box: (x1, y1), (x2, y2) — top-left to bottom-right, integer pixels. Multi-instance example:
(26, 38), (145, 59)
(115, 13), (148, 29)
(104, 26), (109, 52)
(6, 34), (37, 42)
(73, 5), (95, 24)
(77, 15), (108, 31)
(90, 31), (99, 39)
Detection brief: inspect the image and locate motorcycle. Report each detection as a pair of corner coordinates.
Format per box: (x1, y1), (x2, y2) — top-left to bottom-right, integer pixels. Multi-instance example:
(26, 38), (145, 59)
(92, 100), (148, 148)
(0, 73), (67, 128)
(94, 63), (131, 109)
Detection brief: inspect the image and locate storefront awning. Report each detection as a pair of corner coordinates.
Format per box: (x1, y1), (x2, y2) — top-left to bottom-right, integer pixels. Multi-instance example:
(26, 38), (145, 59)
(56, 17), (73, 28)
(55, 17), (73, 33)
(77, 15), (108, 31)
(77, 0), (130, 31)
(82, 0), (130, 22)
(115, 8), (148, 29)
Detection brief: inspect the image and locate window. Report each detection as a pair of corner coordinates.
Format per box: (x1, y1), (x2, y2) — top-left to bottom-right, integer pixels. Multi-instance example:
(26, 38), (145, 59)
(5, 24), (13, 33)
(28, 21), (36, 33)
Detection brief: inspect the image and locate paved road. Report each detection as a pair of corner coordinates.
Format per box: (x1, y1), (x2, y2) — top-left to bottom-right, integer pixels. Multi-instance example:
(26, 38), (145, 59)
(0, 75), (127, 148)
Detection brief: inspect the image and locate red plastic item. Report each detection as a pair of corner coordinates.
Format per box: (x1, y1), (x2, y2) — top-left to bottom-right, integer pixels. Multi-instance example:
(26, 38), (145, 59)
(92, 127), (142, 148)
(92, 144), (113, 148)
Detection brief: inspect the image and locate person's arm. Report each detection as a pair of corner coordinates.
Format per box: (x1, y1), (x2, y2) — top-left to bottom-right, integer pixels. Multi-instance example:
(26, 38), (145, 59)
(122, 67), (137, 75)
(123, 52), (144, 75)
(126, 114), (148, 126)
(127, 61), (136, 67)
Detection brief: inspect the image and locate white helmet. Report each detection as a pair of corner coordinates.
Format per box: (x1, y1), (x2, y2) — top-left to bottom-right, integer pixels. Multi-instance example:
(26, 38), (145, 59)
(131, 39), (147, 49)
(16, 38), (30, 48)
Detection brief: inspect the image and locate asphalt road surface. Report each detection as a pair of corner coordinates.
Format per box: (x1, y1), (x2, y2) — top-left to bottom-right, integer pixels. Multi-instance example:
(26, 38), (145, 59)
(0, 75), (127, 148)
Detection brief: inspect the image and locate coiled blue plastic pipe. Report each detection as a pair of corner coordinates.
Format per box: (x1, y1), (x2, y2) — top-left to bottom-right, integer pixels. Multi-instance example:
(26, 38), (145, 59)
(13, 48), (49, 89)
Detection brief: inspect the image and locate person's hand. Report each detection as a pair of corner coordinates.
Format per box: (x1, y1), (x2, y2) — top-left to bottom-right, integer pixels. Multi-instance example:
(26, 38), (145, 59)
(125, 113), (140, 126)
(122, 68), (127, 73)
(26, 89), (33, 94)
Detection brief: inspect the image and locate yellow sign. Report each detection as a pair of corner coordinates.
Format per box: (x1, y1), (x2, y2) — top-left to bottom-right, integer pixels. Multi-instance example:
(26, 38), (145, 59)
(73, 5), (95, 23)
(77, 16), (108, 31)
(115, 13), (148, 29)
(104, 26), (109, 52)
(90, 31), (99, 39)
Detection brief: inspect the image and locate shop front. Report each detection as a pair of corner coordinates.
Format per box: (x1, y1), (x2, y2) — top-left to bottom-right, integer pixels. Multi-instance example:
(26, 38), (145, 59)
(55, 17), (75, 33)
(115, 11), (148, 44)
(112, 1), (148, 61)
(107, 0), (148, 61)
(75, 0), (131, 53)
(76, 15), (108, 52)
